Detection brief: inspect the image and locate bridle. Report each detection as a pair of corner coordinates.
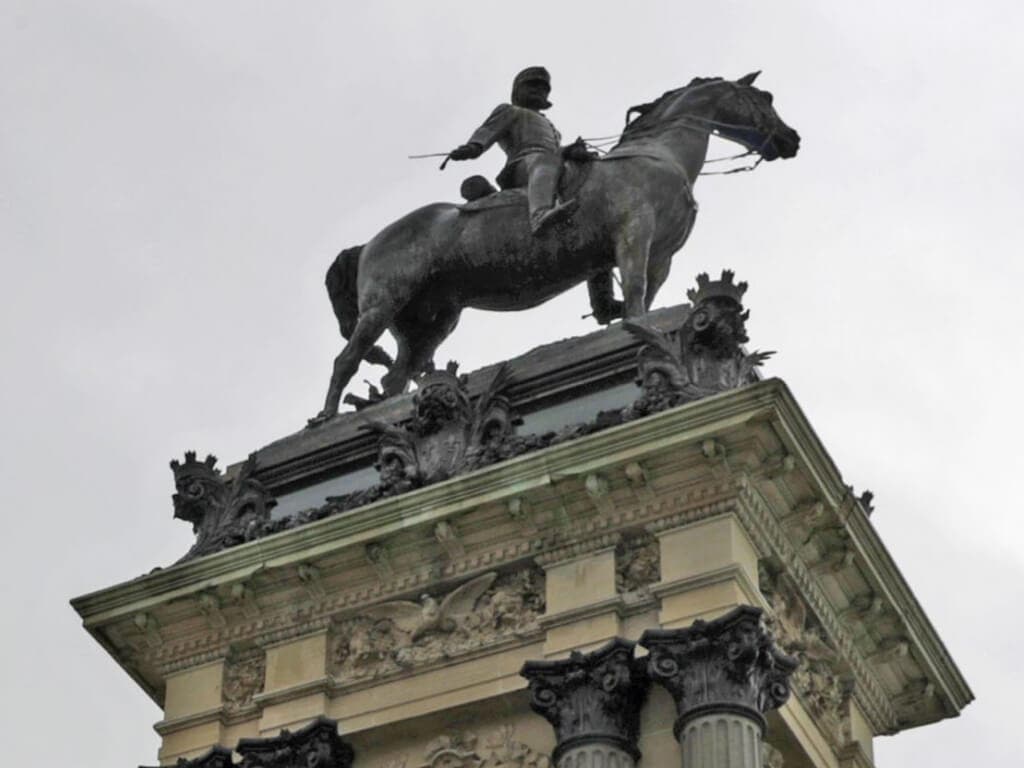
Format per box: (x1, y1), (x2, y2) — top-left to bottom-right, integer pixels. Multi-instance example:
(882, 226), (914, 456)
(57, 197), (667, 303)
(584, 80), (778, 175)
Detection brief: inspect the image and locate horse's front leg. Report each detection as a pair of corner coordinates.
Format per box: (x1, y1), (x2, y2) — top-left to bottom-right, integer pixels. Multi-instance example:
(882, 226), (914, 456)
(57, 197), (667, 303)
(586, 271), (623, 325)
(614, 210), (655, 319)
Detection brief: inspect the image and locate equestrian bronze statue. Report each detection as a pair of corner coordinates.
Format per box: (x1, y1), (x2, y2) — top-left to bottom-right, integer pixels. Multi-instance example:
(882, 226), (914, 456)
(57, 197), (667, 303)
(312, 71), (799, 424)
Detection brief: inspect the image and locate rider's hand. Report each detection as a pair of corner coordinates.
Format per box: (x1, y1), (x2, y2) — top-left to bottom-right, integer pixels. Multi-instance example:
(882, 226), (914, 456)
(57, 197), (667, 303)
(449, 143), (483, 161)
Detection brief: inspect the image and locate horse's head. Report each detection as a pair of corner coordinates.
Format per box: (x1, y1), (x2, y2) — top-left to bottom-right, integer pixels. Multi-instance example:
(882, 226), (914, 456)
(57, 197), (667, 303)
(623, 72), (800, 162)
(708, 71), (800, 161)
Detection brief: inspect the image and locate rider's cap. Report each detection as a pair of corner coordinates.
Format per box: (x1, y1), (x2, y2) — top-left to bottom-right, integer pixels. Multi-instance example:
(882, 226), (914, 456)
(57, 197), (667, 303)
(512, 66), (552, 106)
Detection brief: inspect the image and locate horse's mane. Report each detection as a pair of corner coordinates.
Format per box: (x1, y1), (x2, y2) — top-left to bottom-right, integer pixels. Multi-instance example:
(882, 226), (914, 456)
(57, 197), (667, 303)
(619, 76), (724, 144)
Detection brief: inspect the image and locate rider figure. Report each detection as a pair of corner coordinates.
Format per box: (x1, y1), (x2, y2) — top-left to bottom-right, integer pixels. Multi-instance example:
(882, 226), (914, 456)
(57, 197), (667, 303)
(449, 66), (577, 234)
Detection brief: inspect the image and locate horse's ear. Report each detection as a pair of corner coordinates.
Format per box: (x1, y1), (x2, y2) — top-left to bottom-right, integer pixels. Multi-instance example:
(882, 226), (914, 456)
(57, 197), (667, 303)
(737, 71), (761, 86)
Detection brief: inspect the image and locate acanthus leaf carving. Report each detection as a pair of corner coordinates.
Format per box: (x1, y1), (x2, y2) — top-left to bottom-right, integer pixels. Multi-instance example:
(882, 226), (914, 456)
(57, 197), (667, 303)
(623, 271), (772, 419)
(237, 716), (354, 768)
(640, 605), (798, 735)
(170, 452), (276, 563)
(520, 638), (649, 763)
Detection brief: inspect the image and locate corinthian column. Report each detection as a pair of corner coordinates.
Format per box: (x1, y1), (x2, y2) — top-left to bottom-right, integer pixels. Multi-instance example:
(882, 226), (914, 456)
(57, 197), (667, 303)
(640, 606), (797, 768)
(521, 638), (649, 768)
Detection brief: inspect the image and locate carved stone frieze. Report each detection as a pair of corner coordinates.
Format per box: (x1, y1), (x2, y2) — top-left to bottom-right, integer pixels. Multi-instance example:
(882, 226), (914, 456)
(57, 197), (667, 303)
(222, 651), (265, 714)
(640, 605), (798, 735)
(521, 638), (649, 763)
(760, 567), (854, 746)
(330, 568), (544, 683)
(170, 452), (276, 562)
(615, 533), (660, 595)
(237, 716), (354, 768)
(623, 271), (772, 419)
(416, 728), (551, 768)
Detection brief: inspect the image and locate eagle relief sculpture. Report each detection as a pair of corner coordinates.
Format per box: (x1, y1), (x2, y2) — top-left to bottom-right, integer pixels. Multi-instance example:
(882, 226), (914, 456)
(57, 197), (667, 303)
(333, 570), (544, 681)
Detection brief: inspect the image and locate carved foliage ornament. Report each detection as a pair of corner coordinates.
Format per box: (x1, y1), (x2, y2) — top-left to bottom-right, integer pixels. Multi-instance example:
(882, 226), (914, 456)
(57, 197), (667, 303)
(640, 605), (798, 735)
(417, 728), (551, 768)
(170, 452), (276, 562)
(616, 533), (660, 595)
(624, 271), (773, 419)
(521, 638), (649, 762)
(760, 569), (851, 745)
(236, 716), (354, 768)
(332, 568), (544, 682)
(223, 652), (265, 714)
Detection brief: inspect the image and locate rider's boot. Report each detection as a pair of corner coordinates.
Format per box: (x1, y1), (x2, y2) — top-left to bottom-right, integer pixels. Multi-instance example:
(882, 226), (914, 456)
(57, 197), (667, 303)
(530, 198), (578, 234)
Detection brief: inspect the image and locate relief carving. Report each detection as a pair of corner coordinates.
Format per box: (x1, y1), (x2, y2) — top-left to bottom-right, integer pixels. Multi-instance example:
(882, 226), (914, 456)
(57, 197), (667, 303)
(331, 568), (544, 682)
(418, 728), (551, 768)
(616, 533), (660, 595)
(761, 569), (851, 745)
(223, 651), (265, 714)
(623, 271), (772, 419)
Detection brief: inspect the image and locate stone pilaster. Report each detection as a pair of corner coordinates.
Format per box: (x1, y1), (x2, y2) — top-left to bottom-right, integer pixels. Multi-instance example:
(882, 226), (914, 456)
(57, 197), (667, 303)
(640, 606), (798, 768)
(521, 638), (649, 768)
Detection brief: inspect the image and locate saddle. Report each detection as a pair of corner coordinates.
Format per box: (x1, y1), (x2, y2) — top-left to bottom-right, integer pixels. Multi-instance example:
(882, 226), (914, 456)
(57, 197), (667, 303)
(458, 146), (597, 213)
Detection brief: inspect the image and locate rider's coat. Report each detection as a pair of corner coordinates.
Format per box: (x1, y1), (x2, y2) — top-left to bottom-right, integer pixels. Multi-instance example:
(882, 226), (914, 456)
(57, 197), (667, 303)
(467, 103), (562, 189)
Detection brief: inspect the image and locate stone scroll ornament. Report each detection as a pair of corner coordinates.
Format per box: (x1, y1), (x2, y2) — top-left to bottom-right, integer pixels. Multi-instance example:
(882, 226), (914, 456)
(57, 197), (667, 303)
(362, 361), (519, 492)
(640, 606), (798, 739)
(624, 270), (774, 418)
(170, 452), (277, 562)
(236, 716), (355, 768)
(521, 639), (649, 767)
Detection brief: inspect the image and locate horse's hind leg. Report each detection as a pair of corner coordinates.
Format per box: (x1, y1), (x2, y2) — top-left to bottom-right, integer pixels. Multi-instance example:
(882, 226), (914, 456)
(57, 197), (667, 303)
(312, 304), (393, 424)
(382, 304), (461, 396)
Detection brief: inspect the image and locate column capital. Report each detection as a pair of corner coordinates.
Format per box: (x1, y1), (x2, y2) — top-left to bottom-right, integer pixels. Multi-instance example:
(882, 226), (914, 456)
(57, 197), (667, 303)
(521, 638), (649, 764)
(237, 716), (354, 768)
(640, 605), (798, 736)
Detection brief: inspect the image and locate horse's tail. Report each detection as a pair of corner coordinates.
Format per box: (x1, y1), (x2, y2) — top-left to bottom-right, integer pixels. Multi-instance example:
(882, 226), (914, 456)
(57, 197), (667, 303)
(325, 246), (394, 368)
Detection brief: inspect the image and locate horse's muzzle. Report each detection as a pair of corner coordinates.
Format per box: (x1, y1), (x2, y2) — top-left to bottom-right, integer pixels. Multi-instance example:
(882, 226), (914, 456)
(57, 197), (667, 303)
(765, 126), (800, 161)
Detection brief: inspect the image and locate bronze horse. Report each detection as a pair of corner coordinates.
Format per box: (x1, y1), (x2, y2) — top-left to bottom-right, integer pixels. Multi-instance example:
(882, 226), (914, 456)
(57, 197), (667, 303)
(313, 72), (799, 423)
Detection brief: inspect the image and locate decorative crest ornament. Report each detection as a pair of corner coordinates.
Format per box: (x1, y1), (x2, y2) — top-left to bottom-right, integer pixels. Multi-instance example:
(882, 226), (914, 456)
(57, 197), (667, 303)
(686, 269), (748, 305)
(236, 716), (354, 768)
(365, 362), (518, 491)
(170, 451), (276, 562)
(521, 638), (649, 764)
(624, 271), (773, 417)
(640, 605), (798, 736)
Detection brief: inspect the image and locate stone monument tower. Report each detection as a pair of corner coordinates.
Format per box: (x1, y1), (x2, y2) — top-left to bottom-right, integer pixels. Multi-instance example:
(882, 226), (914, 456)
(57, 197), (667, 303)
(72, 72), (970, 768)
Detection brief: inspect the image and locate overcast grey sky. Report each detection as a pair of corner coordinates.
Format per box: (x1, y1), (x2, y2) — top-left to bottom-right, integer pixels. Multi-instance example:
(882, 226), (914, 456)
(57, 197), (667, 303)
(2, 1), (1021, 765)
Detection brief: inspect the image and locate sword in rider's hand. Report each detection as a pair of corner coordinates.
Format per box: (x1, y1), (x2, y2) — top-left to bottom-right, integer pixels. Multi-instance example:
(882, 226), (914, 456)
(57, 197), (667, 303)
(408, 152), (454, 170)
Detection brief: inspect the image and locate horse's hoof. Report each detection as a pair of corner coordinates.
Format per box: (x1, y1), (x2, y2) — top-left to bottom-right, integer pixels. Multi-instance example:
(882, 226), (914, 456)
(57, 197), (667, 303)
(306, 411), (334, 429)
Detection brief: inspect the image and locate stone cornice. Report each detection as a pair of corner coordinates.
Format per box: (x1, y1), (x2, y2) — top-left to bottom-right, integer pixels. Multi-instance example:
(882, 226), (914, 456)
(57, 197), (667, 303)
(72, 380), (782, 623)
(71, 379), (972, 733)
